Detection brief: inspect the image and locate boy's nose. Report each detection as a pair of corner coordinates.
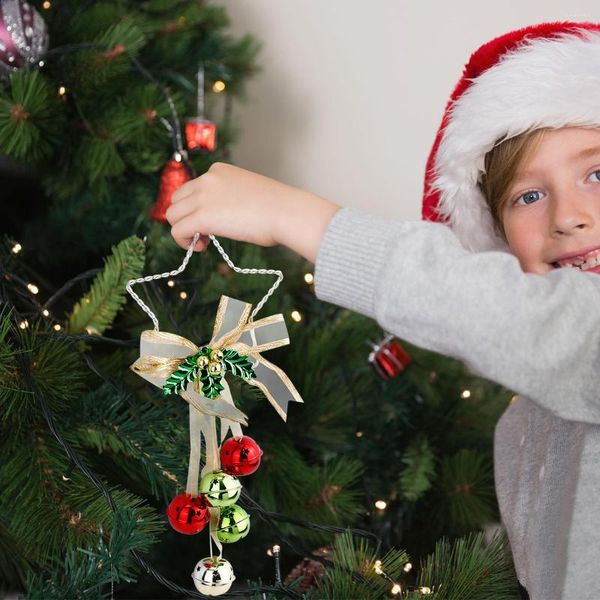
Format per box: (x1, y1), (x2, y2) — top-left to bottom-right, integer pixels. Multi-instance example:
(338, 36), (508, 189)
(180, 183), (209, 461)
(550, 194), (595, 236)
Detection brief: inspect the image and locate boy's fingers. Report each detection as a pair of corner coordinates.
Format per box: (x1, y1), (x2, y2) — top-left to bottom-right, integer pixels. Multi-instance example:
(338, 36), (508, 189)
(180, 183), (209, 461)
(171, 212), (210, 251)
(165, 197), (196, 225)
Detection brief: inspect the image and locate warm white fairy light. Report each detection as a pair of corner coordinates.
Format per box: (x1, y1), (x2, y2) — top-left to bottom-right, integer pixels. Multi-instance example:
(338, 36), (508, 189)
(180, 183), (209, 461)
(355, 431), (364, 438)
(167, 279), (175, 287)
(11, 243), (22, 254)
(391, 583), (402, 595)
(42, 309), (50, 317)
(373, 560), (383, 575)
(266, 548), (273, 556)
(272, 544), (280, 554)
(304, 273), (314, 284)
(461, 389), (471, 399)
(290, 310), (302, 322)
(375, 500), (387, 510)
(58, 86), (67, 95)
(419, 587), (432, 594)
(179, 291), (188, 300)
(403, 562), (412, 572)
(27, 283), (39, 295)
(212, 80), (226, 93)
(19, 320), (28, 329)
(53, 324), (62, 331)
(38, 60), (45, 67)
(42, 0), (51, 8)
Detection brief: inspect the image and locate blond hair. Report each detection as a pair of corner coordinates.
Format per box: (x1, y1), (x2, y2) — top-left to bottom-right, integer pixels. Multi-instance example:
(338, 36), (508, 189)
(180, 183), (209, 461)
(479, 128), (548, 238)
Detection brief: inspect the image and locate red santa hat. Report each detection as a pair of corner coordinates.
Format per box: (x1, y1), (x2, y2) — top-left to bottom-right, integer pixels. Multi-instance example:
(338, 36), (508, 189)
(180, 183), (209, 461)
(422, 21), (600, 252)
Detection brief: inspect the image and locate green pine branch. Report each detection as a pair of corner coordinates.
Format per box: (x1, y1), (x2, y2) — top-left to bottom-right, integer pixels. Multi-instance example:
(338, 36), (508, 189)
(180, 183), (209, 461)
(399, 435), (436, 502)
(67, 236), (145, 335)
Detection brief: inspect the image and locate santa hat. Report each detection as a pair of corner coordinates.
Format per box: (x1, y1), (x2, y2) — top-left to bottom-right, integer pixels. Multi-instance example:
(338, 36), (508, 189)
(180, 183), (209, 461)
(422, 21), (600, 252)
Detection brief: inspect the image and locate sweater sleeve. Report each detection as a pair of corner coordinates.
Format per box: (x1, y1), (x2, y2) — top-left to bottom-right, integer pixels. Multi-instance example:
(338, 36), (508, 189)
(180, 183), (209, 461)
(314, 206), (600, 425)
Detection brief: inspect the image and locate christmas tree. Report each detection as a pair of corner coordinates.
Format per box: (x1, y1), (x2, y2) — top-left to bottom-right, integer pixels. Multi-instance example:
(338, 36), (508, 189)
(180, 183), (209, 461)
(0, 1), (521, 597)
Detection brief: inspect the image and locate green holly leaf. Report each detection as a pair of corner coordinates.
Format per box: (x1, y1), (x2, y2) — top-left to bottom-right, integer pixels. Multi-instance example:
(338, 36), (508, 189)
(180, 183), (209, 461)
(200, 371), (225, 399)
(223, 349), (256, 380)
(163, 352), (201, 396)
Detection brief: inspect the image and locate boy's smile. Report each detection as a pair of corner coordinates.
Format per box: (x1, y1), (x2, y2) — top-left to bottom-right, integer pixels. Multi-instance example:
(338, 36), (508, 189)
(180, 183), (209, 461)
(501, 127), (600, 275)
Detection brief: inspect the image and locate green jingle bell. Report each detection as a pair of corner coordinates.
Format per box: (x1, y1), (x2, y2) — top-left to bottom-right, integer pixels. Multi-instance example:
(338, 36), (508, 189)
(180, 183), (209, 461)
(216, 504), (251, 544)
(199, 471), (241, 507)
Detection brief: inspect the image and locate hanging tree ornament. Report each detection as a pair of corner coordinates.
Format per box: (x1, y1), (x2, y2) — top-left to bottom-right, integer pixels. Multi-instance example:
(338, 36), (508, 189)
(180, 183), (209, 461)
(368, 333), (412, 379)
(126, 232), (303, 592)
(185, 63), (217, 152)
(215, 504), (250, 544)
(0, 0), (49, 75)
(166, 492), (210, 535)
(149, 150), (193, 223)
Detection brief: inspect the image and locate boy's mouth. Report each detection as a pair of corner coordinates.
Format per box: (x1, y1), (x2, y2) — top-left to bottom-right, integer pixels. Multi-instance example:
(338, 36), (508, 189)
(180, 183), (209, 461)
(551, 247), (600, 271)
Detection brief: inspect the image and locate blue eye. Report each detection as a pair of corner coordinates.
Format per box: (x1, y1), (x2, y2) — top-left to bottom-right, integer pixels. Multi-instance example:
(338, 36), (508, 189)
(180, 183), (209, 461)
(590, 170), (600, 182)
(516, 190), (542, 205)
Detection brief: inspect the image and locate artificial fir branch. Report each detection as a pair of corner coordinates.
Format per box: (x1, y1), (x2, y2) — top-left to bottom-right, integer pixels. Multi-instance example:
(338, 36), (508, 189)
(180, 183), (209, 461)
(67, 236), (145, 336)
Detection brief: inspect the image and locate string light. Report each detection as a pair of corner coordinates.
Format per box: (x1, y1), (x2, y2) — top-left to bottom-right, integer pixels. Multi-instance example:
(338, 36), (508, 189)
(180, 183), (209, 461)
(290, 310), (302, 322)
(419, 587), (432, 594)
(373, 560), (383, 575)
(403, 562), (412, 572)
(58, 86), (66, 95)
(461, 389), (471, 399)
(266, 548), (273, 556)
(355, 431), (364, 438)
(375, 500), (387, 510)
(42, 309), (50, 317)
(42, 0), (51, 8)
(11, 243), (22, 254)
(272, 544), (280, 554)
(179, 291), (188, 300)
(391, 583), (402, 595)
(27, 283), (39, 295)
(38, 60), (45, 67)
(304, 273), (314, 284)
(53, 324), (62, 331)
(19, 320), (28, 329)
(212, 80), (226, 93)
(167, 279), (175, 287)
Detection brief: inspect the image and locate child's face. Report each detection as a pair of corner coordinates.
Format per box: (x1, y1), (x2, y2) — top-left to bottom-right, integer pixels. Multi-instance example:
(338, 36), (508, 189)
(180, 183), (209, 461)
(502, 127), (600, 274)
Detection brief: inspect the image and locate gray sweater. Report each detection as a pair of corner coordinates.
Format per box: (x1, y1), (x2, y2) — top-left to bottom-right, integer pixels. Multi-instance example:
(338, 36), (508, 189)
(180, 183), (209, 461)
(314, 207), (600, 600)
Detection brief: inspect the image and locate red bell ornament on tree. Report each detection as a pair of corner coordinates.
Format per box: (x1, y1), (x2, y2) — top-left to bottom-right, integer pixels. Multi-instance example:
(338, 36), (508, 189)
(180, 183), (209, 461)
(150, 151), (192, 223)
(166, 492), (210, 535)
(220, 435), (263, 476)
(368, 334), (412, 379)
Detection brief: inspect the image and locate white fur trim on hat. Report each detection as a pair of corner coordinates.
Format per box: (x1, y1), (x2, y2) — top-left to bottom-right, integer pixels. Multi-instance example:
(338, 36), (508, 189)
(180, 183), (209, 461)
(431, 29), (600, 253)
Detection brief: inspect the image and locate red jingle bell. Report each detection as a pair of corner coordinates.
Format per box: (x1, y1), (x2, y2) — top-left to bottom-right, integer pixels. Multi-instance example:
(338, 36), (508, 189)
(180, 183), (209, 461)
(185, 117), (217, 152)
(149, 152), (192, 223)
(220, 435), (263, 476)
(166, 493), (210, 535)
(368, 335), (412, 379)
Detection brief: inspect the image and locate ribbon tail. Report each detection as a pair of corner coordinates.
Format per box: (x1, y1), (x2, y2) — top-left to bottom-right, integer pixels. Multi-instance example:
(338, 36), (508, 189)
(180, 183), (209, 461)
(185, 405), (204, 496)
(247, 356), (304, 421)
(209, 506), (223, 558)
(200, 414), (220, 477)
(219, 379), (244, 442)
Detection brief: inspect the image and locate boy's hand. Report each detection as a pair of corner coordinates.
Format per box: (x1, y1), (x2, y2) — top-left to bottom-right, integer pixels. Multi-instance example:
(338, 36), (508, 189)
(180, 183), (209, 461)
(166, 162), (340, 263)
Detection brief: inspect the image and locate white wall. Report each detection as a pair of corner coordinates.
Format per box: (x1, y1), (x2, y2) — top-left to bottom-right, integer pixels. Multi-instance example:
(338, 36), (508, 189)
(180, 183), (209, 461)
(214, 1), (599, 221)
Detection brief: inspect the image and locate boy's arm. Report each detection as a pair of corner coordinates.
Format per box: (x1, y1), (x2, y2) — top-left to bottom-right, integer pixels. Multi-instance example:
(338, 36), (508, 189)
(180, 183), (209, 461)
(313, 206), (600, 425)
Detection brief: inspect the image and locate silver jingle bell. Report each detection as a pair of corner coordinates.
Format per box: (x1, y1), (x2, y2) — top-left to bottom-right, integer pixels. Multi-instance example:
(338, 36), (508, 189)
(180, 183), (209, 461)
(191, 556), (235, 596)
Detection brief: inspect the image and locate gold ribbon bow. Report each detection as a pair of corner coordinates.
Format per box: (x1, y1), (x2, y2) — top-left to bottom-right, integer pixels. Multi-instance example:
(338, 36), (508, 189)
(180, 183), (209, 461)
(130, 295), (303, 492)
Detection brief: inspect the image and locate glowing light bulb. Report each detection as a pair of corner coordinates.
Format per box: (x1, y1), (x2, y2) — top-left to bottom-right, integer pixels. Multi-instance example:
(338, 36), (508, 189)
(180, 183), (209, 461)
(53, 324), (62, 331)
(19, 320), (28, 329)
(11, 243), (22, 254)
(403, 562), (412, 572)
(461, 389), (471, 399)
(58, 86), (66, 95)
(42, 309), (50, 317)
(419, 587), (432, 594)
(374, 560), (383, 575)
(375, 500), (387, 510)
(167, 280), (175, 287)
(304, 273), (314, 284)
(272, 545), (280, 554)
(42, 0), (51, 8)
(212, 80), (226, 93)
(179, 291), (188, 300)
(391, 583), (402, 595)
(355, 431), (364, 438)
(27, 283), (39, 294)
(266, 548), (273, 556)
(290, 310), (302, 322)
